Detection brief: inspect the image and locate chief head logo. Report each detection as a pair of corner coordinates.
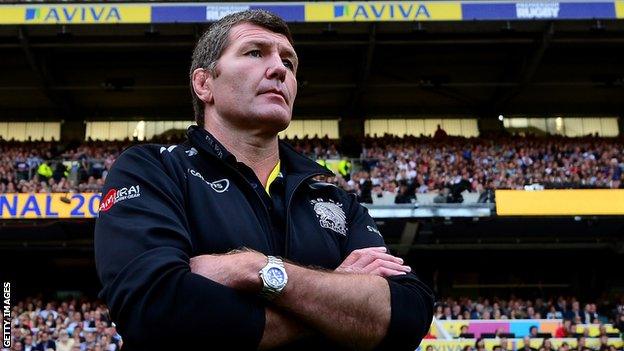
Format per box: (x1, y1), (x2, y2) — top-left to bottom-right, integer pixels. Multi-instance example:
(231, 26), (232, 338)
(311, 198), (347, 236)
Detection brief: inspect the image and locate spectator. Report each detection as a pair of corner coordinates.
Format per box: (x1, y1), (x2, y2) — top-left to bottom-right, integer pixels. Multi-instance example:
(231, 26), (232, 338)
(34, 331), (55, 351)
(530, 325), (539, 338)
(475, 338), (486, 351)
(21, 335), (35, 351)
(583, 304), (600, 324)
(520, 336), (536, 351)
(55, 330), (74, 351)
(556, 319), (573, 337)
(541, 339), (554, 351)
(548, 305), (564, 319)
(576, 336), (588, 351)
(434, 125), (448, 139)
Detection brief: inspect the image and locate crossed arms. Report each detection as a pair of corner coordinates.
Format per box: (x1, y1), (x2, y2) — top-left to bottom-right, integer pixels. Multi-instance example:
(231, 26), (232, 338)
(189, 247), (411, 350)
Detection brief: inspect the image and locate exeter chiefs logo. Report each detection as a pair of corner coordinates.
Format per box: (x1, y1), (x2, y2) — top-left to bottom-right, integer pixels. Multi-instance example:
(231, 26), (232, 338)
(310, 198), (347, 236)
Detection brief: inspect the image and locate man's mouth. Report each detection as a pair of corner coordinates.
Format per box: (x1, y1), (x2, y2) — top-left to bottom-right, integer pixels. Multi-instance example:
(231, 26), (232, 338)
(261, 89), (287, 102)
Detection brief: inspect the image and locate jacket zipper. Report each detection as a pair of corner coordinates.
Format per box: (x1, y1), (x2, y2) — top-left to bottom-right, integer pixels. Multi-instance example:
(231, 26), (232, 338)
(222, 163), (277, 255)
(192, 136), (331, 257)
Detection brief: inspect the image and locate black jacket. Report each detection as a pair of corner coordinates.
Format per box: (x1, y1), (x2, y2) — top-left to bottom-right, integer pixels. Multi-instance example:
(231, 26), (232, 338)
(94, 125), (434, 350)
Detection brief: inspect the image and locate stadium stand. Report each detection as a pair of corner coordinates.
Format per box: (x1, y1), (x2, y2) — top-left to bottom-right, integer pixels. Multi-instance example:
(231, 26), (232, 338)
(6, 295), (623, 351)
(1, 133), (623, 201)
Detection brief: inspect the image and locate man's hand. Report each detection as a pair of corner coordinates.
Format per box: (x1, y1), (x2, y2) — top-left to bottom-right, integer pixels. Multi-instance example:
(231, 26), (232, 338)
(190, 247), (411, 289)
(335, 246), (411, 277)
(189, 250), (265, 292)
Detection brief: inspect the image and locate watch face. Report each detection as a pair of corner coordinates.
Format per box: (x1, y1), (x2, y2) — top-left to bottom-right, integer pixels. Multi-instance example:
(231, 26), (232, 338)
(266, 267), (285, 288)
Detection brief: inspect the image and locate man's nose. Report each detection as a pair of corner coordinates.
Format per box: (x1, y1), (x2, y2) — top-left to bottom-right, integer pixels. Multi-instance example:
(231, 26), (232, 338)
(265, 53), (287, 82)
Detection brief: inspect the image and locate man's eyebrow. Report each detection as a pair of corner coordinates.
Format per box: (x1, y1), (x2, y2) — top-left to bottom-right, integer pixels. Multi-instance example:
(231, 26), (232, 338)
(240, 39), (298, 63)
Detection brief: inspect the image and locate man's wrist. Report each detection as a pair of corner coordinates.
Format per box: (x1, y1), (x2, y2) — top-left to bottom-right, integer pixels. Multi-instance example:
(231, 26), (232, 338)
(245, 251), (266, 292)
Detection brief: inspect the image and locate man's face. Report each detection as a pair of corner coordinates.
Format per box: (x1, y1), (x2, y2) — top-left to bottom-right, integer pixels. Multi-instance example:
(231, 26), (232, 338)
(208, 22), (298, 134)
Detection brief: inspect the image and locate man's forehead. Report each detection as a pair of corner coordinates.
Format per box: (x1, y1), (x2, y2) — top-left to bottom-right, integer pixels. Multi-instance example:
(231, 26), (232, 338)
(228, 22), (294, 51)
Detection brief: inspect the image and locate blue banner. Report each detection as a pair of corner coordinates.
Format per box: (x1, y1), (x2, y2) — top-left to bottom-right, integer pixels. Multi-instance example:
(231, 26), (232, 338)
(151, 3), (304, 23)
(462, 1), (615, 20)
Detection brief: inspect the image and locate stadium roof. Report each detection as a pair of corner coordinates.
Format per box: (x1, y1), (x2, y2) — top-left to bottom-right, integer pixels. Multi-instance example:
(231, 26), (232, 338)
(1, 17), (624, 121)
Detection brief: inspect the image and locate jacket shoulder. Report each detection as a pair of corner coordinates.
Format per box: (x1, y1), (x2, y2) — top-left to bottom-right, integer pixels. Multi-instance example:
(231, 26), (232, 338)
(115, 143), (197, 164)
(113, 144), (162, 165)
(109, 144), (187, 182)
(306, 179), (358, 204)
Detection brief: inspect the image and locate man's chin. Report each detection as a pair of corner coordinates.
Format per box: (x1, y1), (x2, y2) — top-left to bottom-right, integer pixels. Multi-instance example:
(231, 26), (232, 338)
(253, 109), (291, 132)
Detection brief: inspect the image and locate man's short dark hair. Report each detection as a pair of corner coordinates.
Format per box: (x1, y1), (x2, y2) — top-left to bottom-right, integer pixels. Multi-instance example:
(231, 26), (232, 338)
(189, 10), (293, 128)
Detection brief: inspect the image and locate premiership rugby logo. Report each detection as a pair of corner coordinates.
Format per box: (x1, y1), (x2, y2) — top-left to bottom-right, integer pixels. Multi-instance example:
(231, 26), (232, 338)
(99, 185), (141, 212)
(311, 198), (347, 236)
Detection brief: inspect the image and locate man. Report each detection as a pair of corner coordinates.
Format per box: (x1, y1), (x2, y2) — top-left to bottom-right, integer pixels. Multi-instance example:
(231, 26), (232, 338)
(499, 337), (509, 351)
(529, 326), (539, 338)
(582, 303), (599, 324)
(519, 336), (537, 351)
(21, 335), (34, 351)
(33, 332), (55, 351)
(564, 301), (582, 322)
(94, 9), (433, 350)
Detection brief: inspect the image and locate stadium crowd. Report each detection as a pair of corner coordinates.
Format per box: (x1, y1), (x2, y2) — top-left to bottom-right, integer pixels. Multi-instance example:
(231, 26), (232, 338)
(3, 295), (622, 350)
(5, 297), (120, 351)
(327, 133), (624, 204)
(428, 295), (624, 351)
(1, 131), (623, 203)
(433, 296), (624, 327)
(0, 135), (180, 195)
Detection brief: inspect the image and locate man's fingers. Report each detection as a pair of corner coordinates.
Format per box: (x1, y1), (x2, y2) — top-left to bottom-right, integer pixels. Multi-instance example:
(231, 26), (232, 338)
(372, 267), (408, 277)
(364, 259), (411, 274)
(339, 246), (387, 267)
(339, 252), (360, 267)
(351, 251), (404, 269)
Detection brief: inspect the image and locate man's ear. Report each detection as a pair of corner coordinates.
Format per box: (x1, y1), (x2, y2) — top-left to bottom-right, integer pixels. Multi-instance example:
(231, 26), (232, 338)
(191, 68), (214, 104)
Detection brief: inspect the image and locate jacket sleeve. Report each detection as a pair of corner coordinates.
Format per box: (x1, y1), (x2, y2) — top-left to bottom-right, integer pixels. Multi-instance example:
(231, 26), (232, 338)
(94, 146), (265, 349)
(343, 194), (434, 351)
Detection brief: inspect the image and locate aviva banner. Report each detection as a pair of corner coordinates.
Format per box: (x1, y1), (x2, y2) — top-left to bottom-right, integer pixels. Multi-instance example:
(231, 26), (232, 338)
(0, 4), (150, 25)
(0, 1), (621, 25)
(304, 2), (462, 21)
(0, 193), (101, 219)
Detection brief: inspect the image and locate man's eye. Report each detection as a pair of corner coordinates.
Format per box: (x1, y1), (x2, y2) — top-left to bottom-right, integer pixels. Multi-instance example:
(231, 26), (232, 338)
(283, 60), (294, 71)
(246, 50), (262, 57)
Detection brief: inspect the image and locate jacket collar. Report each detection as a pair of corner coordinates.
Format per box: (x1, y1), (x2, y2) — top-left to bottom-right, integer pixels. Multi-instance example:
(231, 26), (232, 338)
(187, 125), (236, 164)
(186, 125), (333, 179)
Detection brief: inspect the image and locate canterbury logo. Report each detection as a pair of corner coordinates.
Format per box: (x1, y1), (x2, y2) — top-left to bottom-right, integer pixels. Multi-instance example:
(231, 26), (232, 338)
(188, 169), (229, 193)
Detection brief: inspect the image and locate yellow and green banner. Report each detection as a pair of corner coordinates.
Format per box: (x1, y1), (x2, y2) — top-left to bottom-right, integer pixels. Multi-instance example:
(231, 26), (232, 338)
(304, 2), (462, 22)
(1, 193), (101, 219)
(0, 4), (150, 25)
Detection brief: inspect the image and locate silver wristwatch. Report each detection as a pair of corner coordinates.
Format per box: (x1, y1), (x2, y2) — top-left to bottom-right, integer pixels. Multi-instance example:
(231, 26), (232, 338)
(258, 256), (288, 300)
